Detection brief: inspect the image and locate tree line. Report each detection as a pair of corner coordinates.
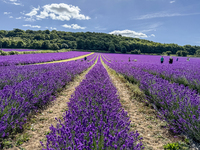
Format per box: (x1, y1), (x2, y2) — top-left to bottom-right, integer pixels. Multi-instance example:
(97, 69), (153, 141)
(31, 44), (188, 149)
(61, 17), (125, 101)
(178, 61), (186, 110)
(0, 28), (200, 56)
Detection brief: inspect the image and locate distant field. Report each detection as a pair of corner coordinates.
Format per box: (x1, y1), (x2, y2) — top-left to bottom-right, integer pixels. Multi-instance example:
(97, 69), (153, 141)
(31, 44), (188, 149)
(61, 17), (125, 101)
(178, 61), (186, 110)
(0, 51), (92, 66)
(1, 48), (38, 52)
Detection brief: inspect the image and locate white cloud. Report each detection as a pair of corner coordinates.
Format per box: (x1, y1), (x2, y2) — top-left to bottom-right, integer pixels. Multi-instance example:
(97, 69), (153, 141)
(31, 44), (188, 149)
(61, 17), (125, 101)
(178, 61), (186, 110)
(3, 0), (23, 6)
(50, 27), (57, 30)
(9, 16), (13, 18)
(135, 12), (200, 20)
(95, 26), (107, 30)
(12, 2), (22, 5)
(16, 17), (22, 19)
(109, 30), (148, 38)
(26, 6), (40, 17)
(45, 27), (57, 30)
(23, 24), (41, 28)
(139, 22), (162, 33)
(25, 3), (91, 21)
(140, 29), (156, 33)
(25, 18), (35, 22)
(24, 6), (40, 22)
(62, 24), (86, 29)
(20, 12), (25, 15)
(170, 1), (175, 3)
(4, 12), (11, 15)
(150, 34), (155, 37)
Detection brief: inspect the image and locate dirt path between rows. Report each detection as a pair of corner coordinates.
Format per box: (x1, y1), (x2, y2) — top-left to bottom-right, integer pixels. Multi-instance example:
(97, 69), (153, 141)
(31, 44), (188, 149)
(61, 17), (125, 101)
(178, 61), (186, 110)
(8, 57), (98, 150)
(102, 58), (184, 150)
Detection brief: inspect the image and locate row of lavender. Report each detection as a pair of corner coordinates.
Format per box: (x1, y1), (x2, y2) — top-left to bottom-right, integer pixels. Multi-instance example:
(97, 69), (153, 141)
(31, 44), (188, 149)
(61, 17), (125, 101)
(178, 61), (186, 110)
(0, 58), (96, 141)
(102, 55), (200, 142)
(0, 54), (96, 90)
(41, 57), (143, 150)
(0, 51), (91, 66)
(1, 49), (38, 52)
(104, 54), (200, 94)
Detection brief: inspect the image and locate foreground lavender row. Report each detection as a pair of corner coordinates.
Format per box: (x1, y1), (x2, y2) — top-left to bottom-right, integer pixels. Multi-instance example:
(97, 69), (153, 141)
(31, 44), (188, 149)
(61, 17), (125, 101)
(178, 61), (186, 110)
(102, 55), (200, 142)
(0, 51), (91, 66)
(0, 59), (96, 140)
(41, 57), (143, 150)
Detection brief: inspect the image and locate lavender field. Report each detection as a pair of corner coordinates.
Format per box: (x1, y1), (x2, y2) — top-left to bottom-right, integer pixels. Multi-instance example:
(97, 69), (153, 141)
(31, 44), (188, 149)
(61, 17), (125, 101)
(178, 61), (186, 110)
(0, 51), (91, 66)
(1, 49), (38, 52)
(41, 57), (143, 149)
(1, 52), (199, 149)
(102, 53), (200, 143)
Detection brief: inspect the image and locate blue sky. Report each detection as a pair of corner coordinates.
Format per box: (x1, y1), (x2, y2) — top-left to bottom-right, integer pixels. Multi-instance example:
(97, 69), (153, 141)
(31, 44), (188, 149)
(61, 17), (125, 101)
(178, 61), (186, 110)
(1, 0), (200, 46)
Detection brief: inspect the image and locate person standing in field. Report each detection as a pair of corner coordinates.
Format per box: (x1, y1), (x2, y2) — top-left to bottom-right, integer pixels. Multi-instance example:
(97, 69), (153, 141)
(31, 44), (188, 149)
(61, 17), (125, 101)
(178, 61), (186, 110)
(129, 57), (130, 62)
(160, 56), (164, 64)
(176, 58), (178, 61)
(187, 57), (190, 61)
(169, 56), (173, 64)
(84, 57), (87, 61)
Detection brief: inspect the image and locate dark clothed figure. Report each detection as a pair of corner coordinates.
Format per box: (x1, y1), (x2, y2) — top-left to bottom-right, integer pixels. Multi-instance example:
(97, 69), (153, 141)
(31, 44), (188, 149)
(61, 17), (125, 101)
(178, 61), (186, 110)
(169, 57), (173, 64)
(160, 56), (164, 64)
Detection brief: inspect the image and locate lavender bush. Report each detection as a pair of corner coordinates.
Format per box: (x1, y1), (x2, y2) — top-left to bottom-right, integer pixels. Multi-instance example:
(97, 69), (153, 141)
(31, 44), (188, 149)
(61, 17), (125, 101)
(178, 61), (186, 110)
(0, 58), (96, 140)
(102, 55), (200, 142)
(42, 57), (143, 150)
(0, 51), (92, 66)
(103, 53), (200, 93)
(1, 49), (38, 52)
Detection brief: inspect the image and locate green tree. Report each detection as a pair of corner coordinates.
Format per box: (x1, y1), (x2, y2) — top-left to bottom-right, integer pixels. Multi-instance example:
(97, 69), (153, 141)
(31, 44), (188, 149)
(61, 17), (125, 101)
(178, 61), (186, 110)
(176, 50), (188, 57)
(31, 41), (42, 49)
(0, 40), (2, 49)
(166, 51), (172, 56)
(181, 51), (188, 56)
(45, 34), (50, 40)
(17, 41), (25, 48)
(42, 41), (50, 49)
(131, 49), (141, 54)
(50, 43), (59, 50)
(34, 35), (43, 40)
(69, 41), (77, 49)
(2, 40), (11, 48)
(76, 39), (84, 49)
(121, 45), (127, 54)
(6, 31), (16, 37)
(109, 43), (115, 53)
(44, 30), (50, 34)
(50, 34), (58, 40)
(176, 50), (182, 56)
(84, 40), (91, 50)
(0, 30), (7, 37)
(26, 29), (34, 34)
(195, 49), (200, 56)
(61, 43), (69, 49)
(184, 45), (195, 55)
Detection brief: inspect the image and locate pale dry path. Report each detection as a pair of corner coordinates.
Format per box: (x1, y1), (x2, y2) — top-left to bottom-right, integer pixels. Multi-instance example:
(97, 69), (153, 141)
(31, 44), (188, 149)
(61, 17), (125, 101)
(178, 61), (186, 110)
(8, 56), (98, 150)
(101, 56), (183, 150)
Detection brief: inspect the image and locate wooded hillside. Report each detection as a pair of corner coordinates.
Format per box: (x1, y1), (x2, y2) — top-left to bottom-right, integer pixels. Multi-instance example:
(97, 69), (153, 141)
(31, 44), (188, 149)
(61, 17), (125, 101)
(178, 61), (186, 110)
(0, 29), (199, 55)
